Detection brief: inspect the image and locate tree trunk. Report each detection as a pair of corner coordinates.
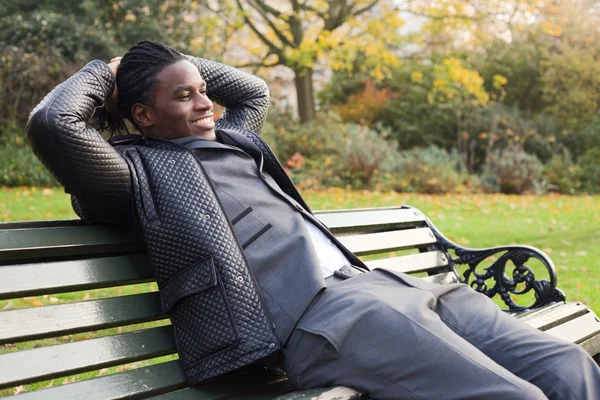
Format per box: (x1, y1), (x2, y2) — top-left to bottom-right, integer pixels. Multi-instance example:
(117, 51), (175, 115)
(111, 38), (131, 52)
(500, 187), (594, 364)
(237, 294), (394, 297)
(294, 68), (316, 122)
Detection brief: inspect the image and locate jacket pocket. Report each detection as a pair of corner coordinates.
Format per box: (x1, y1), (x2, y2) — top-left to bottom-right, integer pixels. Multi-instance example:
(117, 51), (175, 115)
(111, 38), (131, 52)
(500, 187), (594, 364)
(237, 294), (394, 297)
(162, 256), (240, 368)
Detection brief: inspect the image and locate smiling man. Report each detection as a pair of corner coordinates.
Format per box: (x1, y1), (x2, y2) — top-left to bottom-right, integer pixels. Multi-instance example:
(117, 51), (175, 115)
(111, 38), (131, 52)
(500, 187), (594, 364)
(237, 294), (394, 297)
(27, 40), (600, 399)
(131, 59), (217, 140)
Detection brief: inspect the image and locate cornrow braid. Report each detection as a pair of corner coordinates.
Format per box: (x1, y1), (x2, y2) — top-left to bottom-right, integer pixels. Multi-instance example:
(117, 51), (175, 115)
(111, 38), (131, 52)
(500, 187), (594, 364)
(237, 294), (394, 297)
(94, 40), (185, 136)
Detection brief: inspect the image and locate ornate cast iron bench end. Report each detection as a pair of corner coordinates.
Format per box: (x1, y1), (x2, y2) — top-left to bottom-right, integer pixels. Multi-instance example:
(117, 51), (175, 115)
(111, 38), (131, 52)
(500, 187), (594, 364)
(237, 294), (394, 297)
(409, 207), (566, 312)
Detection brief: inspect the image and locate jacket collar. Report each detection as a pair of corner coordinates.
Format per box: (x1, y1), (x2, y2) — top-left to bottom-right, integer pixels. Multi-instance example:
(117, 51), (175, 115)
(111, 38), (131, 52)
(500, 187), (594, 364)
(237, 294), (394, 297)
(161, 129), (265, 171)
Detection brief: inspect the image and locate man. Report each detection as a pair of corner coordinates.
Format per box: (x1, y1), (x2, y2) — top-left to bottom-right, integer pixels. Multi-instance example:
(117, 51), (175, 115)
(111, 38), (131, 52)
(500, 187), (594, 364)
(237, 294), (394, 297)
(28, 40), (600, 399)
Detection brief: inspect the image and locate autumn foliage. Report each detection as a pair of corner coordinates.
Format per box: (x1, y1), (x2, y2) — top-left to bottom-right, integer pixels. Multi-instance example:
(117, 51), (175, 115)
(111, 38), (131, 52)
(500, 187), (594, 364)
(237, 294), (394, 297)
(332, 81), (394, 125)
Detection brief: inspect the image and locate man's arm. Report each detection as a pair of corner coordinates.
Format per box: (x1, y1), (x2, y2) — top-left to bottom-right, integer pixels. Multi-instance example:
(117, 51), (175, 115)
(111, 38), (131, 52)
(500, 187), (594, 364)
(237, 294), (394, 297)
(27, 60), (132, 223)
(186, 57), (270, 134)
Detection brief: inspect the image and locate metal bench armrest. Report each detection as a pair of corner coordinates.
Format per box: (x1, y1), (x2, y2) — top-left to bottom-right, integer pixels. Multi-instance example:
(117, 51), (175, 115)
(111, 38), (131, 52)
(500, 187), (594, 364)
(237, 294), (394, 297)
(409, 207), (566, 311)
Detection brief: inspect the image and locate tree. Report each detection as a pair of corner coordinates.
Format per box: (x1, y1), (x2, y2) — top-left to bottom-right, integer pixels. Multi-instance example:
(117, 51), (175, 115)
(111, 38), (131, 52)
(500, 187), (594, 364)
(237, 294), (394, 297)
(427, 57), (505, 172)
(233, 0), (403, 121)
(400, 0), (548, 53)
(539, 1), (600, 132)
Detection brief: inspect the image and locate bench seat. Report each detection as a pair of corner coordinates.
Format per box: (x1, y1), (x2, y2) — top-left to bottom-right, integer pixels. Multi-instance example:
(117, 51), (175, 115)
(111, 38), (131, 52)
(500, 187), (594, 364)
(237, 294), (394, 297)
(1, 206), (598, 399)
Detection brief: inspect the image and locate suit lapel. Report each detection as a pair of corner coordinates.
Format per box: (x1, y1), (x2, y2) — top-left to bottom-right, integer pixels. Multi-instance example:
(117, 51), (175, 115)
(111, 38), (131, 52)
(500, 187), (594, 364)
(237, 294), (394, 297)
(218, 129), (265, 171)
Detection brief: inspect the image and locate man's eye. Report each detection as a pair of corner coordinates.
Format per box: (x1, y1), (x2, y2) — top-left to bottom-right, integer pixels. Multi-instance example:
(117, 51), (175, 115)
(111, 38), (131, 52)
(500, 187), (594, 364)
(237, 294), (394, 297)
(179, 94), (191, 100)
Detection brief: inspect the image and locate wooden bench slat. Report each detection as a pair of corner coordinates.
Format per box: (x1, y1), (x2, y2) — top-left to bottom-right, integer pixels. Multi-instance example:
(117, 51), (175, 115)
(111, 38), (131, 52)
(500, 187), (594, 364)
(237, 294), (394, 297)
(545, 312), (600, 344)
(519, 302), (589, 331)
(0, 292), (164, 345)
(0, 326), (176, 389)
(0, 225), (144, 263)
(152, 376), (292, 400)
(315, 207), (425, 234)
(365, 251), (448, 274)
(10, 360), (186, 400)
(0, 254), (153, 300)
(509, 301), (567, 319)
(578, 333), (600, 359)
(338, 228), (436, 256)
(0, 220), (82, 230)
(422, 272), (459, 285)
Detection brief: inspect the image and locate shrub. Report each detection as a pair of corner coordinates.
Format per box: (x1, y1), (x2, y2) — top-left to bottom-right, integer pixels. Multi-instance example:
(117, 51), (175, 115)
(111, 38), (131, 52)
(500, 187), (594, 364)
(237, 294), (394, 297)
(261, 111), (347, 164)
(387, 146), (472, 194)
(578, 148), (600, 193)
(481, 144), (543, 194)
(338, 125), (398, 188)
(542, 149), (582, 194)
(331, 80), (394, 126)
(262, 112), (399, 190)
(0, 125), (58, 187)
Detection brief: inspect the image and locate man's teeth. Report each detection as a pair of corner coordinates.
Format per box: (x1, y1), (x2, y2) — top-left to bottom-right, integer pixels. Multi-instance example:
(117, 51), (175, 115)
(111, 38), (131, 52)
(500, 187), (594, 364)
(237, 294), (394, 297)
(193, 117), (212, 124)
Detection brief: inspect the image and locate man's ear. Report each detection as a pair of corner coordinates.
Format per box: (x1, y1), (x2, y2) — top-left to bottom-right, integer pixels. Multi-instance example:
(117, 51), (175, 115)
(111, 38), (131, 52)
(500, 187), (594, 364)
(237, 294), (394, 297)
(131, 103), (155, 129)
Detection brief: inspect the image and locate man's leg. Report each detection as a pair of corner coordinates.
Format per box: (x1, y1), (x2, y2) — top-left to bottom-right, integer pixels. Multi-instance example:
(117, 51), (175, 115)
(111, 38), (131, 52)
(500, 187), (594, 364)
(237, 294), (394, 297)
(283, 270), (546, 399)
(433, 280), (600, 400)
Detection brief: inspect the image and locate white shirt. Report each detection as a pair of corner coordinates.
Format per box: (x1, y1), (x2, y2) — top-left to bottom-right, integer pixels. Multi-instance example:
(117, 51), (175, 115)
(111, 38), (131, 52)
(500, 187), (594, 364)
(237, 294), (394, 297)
(303, 218), (351, 278)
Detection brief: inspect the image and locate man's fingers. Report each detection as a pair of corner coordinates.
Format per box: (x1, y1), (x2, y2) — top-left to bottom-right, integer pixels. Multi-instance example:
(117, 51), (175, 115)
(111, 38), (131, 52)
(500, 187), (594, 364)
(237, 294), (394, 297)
(111, 56), (123, 62)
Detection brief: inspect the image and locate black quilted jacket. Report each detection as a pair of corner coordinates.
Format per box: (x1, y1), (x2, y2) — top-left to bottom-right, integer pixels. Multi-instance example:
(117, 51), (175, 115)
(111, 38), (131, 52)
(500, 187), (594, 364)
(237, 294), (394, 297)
(26, 57), (309, 383)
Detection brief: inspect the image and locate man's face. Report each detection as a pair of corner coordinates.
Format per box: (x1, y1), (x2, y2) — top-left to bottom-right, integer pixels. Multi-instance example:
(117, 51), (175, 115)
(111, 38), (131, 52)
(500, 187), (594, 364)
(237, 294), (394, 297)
(143, 60), (215, 140)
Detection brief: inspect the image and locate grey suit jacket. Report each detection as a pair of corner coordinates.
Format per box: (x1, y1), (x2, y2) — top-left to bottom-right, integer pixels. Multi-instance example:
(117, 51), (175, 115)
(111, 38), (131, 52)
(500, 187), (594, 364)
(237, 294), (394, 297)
(172, 129), (368, 343)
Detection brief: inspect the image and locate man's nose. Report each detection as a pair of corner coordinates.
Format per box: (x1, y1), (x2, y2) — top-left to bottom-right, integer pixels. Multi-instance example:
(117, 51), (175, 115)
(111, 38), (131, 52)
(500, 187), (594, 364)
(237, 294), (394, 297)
(194, 94), (213, 110)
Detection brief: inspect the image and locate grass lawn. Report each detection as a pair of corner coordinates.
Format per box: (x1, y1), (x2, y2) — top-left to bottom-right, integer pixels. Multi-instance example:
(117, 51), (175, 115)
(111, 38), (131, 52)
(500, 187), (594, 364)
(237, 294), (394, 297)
(0, 186), (599, 395)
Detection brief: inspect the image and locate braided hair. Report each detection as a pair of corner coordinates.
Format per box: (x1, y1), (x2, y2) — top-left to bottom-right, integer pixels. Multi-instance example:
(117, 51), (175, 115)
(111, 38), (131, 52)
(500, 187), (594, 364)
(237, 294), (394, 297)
(95, 40), (185, 135)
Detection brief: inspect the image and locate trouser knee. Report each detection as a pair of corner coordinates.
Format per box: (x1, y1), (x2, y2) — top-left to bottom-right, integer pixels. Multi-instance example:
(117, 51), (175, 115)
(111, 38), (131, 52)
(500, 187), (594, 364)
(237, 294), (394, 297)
(540, 341), (600, 400)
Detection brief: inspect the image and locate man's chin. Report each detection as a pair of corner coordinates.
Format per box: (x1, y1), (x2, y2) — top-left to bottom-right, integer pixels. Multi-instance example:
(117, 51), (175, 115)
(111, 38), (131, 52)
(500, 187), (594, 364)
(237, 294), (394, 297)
(192, 129), (216, 141)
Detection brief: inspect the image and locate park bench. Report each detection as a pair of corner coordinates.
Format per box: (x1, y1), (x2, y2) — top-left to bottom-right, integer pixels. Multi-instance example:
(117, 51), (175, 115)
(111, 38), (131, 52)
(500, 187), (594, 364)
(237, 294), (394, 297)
(1, 205), (599, 399)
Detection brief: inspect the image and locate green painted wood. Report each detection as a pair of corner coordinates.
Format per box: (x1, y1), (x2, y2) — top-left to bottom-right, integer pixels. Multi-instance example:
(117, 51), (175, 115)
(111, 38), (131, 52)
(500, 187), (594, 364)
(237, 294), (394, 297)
(0, 219), (84, 230)
(315, 207), (426, 234)
(12, 360), (187, 400)
(0, 326), (176, 390)
(152, 377), (292, 400)
(0, 254), (153, 300)
(0, 225), (144, 263)
(0, 292), (165, 345)
(338, 228), (436, 256)
(365, 251), (449, 274)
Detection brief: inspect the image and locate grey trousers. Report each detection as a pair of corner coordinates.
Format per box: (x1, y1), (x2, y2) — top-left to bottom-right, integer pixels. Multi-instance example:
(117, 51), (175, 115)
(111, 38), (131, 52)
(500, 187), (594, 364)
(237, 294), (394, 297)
(283, 269), (600, 399)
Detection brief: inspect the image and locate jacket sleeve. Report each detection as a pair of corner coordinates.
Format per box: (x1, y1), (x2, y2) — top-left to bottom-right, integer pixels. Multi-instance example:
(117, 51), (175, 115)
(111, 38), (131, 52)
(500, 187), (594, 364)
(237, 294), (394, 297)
(26, 60), (132, 223)
(186, 56), (270, 134)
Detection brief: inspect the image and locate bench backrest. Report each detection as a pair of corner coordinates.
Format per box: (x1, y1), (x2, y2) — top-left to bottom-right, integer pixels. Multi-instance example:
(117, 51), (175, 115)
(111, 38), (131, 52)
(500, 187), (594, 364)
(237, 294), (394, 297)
(0, 206), (453, 398)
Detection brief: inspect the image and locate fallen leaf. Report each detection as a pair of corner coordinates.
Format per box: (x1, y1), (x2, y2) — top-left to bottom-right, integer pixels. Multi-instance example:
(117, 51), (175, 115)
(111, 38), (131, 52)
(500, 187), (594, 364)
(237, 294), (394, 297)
(1, 300), (13, 311)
